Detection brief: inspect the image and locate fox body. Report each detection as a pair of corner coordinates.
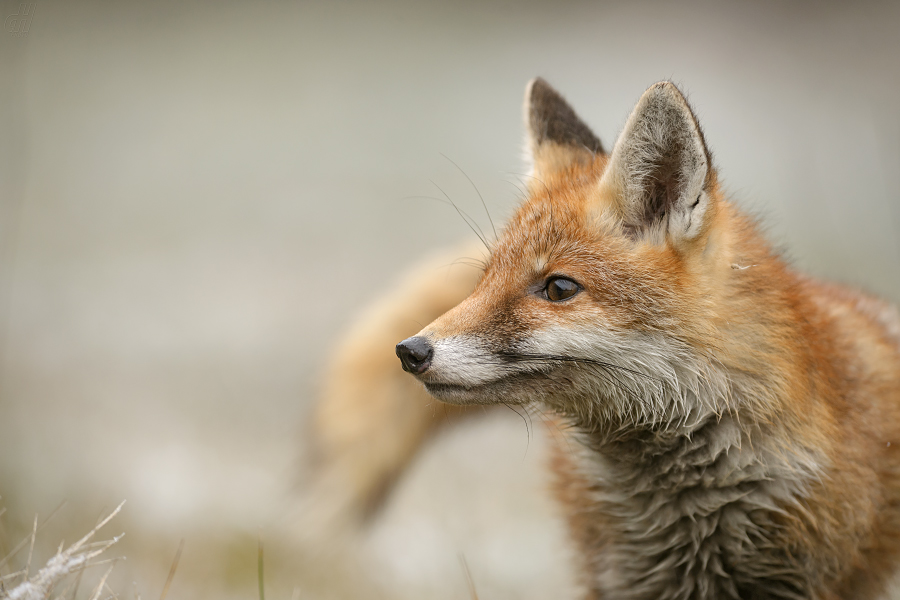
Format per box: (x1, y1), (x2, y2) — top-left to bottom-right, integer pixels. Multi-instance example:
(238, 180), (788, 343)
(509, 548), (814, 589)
(309, 80), (900, 599)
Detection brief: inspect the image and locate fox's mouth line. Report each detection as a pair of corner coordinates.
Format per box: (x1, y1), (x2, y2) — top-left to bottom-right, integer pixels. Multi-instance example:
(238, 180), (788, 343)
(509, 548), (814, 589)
(424, 381), (482, 393)
(419, 352), (665, 404)
(421, 368), (549, 401)
(420, 359), (549, 392)
(422, 379), (512, 404)
(424, 379), (496, 392)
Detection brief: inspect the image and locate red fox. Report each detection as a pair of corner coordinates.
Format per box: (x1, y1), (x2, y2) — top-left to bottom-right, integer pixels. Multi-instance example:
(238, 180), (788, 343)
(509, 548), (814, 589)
(308, 79), (900, 598)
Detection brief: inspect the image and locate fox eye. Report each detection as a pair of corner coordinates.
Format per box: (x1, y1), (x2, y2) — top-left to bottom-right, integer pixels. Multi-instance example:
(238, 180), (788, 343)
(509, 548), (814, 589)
(544, 277), (580, 302)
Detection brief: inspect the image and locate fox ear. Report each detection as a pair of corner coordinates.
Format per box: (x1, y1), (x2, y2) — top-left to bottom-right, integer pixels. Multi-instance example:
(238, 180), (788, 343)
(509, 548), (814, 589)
(525, 78), (604, 179)
(598, 81), (714, 245)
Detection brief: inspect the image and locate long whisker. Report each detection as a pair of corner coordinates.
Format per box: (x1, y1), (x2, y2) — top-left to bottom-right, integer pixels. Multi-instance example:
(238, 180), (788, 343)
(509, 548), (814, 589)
(502, 178), (529, 201)
(444, 256), (488, 271)
(429, 182), (491, 252)
(440, 153), (497, 240)
(498, 352), (665, 386)
(402, 193), (489, 251)
(503, 402), (532, 455)
(447, 260), (486, 272)
(508, 171), (551, 195)
(496, 351), (668, 411)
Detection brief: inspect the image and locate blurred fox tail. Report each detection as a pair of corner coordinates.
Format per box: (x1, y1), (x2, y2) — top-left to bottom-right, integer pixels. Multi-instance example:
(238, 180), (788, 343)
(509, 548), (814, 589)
(300, 241), (485, 531)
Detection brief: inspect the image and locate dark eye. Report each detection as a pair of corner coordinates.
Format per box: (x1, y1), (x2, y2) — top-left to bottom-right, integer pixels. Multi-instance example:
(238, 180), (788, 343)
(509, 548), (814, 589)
(545, 277), (580, 302)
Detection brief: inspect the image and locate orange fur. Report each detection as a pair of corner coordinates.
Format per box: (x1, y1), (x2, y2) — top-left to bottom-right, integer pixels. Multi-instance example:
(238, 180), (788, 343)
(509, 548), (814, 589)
(308, 80), (900, 598)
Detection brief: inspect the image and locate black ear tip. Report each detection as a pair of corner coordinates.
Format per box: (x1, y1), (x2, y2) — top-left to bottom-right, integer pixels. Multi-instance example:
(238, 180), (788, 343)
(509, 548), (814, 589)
(528, 77), (557, 103)
(530, 76), (550, 90)
(526, 78), (603, 156)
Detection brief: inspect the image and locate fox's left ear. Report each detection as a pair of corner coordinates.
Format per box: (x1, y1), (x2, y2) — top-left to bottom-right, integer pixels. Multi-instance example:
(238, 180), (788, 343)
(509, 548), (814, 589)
(525, 78), (604, 180)
(598, 81), (715, 245)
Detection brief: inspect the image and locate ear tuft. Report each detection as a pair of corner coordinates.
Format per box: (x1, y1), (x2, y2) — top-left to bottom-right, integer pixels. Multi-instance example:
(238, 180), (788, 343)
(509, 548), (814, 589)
(600, 81), (714, 244)
(525, 78), (603, 179)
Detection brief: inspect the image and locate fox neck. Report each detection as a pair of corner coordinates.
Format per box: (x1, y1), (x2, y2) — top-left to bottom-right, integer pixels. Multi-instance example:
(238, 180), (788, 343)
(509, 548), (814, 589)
(560, 370), (825, 599)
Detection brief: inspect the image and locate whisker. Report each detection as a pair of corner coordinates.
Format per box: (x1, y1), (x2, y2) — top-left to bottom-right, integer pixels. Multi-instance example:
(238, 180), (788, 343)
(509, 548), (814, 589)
(430, 181), (491, 252)
(507, 171), (553, 199)
(444, 257), (487, 271)
(496, 351), (669, 416)
(502, 178), (529, 201)
(401, 193), (491, 252)
(503, 402), (532, 455)
(440, 153), (497, 241)
(498, 352), (665, 386)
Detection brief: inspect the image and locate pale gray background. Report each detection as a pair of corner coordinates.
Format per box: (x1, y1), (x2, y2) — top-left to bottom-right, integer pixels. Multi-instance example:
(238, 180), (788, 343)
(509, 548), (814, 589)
(0, 1), (898, 598)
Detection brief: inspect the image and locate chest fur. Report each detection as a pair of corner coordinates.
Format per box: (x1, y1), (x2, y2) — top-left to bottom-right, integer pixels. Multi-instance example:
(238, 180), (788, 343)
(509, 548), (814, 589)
(564, 415), (826, 600)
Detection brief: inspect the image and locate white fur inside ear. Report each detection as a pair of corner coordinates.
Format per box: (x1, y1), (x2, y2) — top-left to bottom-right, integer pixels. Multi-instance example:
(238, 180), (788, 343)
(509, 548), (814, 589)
(598, 82), (712, 244)
(668, 169), (709, 241)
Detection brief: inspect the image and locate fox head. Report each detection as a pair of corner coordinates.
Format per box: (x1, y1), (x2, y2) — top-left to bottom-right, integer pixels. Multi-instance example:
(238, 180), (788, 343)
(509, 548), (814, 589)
(397, 80), (758, 431)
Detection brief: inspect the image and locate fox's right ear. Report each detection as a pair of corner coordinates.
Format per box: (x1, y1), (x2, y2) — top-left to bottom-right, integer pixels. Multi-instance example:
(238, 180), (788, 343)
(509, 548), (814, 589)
(525, 78), (604, 180)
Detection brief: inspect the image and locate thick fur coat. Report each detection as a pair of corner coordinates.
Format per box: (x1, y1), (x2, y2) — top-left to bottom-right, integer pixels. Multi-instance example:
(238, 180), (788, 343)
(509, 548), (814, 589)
(313, 80), (900, 599)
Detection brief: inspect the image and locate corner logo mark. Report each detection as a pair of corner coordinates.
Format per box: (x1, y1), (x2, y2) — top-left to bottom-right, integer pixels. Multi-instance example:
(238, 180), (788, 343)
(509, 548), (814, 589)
(6, 4), (35, 36)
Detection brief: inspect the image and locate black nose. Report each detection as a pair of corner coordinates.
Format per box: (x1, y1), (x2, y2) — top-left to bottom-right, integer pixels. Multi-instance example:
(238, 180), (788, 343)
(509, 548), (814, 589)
(396, 336), (434, 374)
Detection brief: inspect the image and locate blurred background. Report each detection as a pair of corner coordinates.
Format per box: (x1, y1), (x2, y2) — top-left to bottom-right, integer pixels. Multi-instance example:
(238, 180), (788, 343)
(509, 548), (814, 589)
(0, 0), (898, 598)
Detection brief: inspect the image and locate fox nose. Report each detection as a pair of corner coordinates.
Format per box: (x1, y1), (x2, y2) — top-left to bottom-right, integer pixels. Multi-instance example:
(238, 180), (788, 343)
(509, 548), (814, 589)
(396, 336), (434, 374)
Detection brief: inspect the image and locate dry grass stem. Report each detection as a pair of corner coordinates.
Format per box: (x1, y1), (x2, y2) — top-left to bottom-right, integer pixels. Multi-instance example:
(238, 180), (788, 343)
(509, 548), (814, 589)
(157, 539), (183, 600)
(0, 502), (124, 600)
